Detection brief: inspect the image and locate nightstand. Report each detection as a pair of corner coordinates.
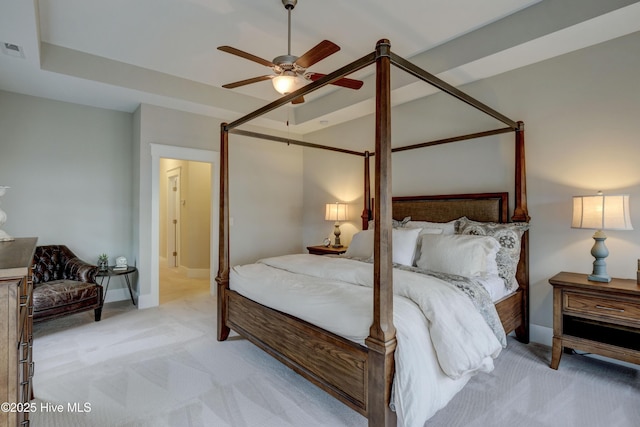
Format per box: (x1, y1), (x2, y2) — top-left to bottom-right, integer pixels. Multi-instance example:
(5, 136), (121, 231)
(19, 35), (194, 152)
(307, 245), (348, 256)
(549, 271), (640, 369)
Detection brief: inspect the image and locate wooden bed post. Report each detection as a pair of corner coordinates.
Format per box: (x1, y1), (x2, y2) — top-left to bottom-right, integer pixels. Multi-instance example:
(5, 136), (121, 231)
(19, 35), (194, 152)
(216, 123), (230, 341)
(362, 151), (371, 230)
(365, 39), (397, 427)
(512, 121), (530, 344)
(512, 121), (529, 223)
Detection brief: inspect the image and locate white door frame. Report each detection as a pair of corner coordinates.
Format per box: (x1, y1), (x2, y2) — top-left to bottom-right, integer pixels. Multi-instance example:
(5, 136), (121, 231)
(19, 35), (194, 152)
(149, 143), (219, 307)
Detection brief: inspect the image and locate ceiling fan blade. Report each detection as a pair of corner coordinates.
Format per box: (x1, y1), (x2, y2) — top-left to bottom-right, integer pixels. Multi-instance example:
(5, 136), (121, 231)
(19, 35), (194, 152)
(222, 75), (273, 89)
(217, 46), (275, 68)
(291, 96), (305, 104)
(294, 40), (340, 69)
(307, 73), (364, 90)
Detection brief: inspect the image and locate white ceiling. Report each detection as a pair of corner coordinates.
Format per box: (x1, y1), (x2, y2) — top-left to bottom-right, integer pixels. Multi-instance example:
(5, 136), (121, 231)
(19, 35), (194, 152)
(1, 0), (639, 134)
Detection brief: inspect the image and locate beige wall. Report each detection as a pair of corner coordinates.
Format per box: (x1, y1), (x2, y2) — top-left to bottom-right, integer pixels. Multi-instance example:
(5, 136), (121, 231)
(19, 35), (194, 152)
(183, 160), (212, 271)
(228, 135), (304, 263)
(302, 31), (640, 339)
(0, 91), (135, 302)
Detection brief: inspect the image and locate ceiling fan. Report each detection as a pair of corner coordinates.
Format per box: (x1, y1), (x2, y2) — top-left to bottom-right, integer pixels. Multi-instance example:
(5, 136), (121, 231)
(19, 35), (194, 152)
(217, 0), (363, 104)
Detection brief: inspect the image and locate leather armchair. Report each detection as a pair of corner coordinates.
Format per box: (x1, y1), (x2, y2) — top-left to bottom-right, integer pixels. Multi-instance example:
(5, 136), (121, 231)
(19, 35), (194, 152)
(31, 245), (103, 322)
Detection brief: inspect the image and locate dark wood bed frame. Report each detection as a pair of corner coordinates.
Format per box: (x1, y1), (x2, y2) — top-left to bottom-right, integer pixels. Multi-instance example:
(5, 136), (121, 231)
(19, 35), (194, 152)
(216, 39), (529, 427)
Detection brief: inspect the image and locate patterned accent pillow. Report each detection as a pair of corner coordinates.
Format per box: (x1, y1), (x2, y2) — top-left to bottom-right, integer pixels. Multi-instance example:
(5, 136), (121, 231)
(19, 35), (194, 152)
(393, 216), (411, 228)
(456, 216), (529, 292)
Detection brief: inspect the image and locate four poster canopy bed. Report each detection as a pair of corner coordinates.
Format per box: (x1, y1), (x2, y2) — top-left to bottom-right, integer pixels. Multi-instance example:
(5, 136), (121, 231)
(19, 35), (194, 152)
(216, 39), (530, 427)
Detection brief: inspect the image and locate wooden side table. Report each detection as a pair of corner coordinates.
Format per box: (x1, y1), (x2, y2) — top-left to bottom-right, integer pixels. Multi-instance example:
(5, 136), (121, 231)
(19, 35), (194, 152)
(307, 245), (348, 256)
(548, 271), (640, 369)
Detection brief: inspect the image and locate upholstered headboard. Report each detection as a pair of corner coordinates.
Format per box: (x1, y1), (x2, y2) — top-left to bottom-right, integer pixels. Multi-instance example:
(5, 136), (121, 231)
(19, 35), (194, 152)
(391, 193), (508, 223)
(365, 192), (528, 309)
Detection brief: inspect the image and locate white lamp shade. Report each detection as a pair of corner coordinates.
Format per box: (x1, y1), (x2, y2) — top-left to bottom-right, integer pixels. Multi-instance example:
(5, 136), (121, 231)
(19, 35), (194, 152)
(325, 203), (348, 221)
(572, 194), (633, 230)
(272, 73), (305, 95)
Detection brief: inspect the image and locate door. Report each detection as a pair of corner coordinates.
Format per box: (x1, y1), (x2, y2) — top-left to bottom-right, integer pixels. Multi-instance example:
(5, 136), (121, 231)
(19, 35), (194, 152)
(167, 169), (181, 268)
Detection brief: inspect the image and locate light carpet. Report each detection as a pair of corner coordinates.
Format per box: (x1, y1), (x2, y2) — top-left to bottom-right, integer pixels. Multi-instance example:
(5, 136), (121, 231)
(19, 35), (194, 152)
(30, 294), (639, 427)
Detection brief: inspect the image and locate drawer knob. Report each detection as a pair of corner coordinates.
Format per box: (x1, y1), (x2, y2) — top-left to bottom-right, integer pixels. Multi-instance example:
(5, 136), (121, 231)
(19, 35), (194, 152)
(595, 304), (624, 312)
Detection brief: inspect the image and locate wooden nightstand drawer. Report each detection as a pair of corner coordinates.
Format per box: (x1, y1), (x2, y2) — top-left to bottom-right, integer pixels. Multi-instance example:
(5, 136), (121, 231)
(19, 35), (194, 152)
(564, 292), (640, 325)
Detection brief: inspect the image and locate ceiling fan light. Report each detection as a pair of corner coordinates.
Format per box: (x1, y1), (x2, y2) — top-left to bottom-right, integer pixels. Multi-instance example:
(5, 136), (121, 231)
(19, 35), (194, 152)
(272, 73), (305, 95)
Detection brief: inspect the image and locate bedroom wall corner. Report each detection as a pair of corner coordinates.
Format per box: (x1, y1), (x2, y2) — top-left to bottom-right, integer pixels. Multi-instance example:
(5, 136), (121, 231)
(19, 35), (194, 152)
(301, 147), (366, 249)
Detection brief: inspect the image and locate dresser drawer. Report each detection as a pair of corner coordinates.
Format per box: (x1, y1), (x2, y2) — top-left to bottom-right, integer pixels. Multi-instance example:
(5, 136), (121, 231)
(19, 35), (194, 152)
(564, 291), (640, 325)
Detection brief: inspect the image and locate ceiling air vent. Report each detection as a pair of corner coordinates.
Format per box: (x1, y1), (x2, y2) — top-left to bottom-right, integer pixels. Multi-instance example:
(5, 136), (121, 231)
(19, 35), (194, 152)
(2, 42), (25, 58)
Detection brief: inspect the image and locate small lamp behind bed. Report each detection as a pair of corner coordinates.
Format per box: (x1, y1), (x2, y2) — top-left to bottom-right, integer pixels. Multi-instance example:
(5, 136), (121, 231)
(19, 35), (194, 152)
(325, 202), (348, 248)
(572, 192), (633, 282)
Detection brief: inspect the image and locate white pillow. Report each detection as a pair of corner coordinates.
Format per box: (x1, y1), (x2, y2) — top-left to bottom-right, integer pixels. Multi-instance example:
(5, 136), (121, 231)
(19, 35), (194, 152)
(410, 227), (443, 267)
(404, 219), (457, 235)
(392, 228), (421, 266)
(344, 228), (421, 267)
(344, 230), (374, 260)
(416, 234), (500, 278)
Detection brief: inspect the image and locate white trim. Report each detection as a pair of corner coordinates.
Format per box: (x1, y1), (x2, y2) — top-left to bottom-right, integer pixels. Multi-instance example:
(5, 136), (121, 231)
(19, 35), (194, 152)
(530, 323), (553, 347)
(144, 143), (219, 308)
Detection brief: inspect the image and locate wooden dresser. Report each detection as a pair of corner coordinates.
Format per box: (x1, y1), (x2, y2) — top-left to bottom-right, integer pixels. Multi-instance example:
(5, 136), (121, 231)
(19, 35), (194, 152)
(1, 237), (37, 427)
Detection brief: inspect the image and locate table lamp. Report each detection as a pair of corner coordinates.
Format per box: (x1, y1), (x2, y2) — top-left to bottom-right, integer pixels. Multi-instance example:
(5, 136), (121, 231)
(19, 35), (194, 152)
(572, 192), (633, 282)
(325, 202), (347, 248)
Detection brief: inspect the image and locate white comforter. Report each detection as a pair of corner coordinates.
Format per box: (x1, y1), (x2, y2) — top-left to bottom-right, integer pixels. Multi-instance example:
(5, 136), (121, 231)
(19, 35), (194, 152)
(230, 254), (505, 426)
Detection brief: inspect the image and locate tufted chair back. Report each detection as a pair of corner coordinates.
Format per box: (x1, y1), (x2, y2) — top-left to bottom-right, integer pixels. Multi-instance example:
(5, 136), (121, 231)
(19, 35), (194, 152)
(32, 245), (97, 285)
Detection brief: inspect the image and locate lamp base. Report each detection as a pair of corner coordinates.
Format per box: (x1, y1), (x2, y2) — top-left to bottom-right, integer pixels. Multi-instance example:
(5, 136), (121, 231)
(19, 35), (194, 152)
(332, 222), (342, 248)
(587, 273), (612, 283)
(0, 229), (14, 242)
(588, 231), (611, 283)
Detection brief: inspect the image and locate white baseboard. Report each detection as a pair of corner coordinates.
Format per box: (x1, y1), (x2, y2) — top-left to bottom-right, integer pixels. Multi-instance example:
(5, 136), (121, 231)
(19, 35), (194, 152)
(137, 294), (157, 309)
(530, 324), (553, 346)
(160, 256), (209, 279)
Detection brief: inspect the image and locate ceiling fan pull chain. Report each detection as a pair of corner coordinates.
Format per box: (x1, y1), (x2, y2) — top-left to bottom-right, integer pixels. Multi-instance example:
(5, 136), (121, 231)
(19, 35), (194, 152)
(286, 109), (291, 145)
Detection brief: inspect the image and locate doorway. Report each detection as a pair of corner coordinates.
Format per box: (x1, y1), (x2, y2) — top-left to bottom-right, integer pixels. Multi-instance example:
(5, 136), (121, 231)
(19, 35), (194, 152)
(148, 143), (219, 309)
(159, 158), (211, 304)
